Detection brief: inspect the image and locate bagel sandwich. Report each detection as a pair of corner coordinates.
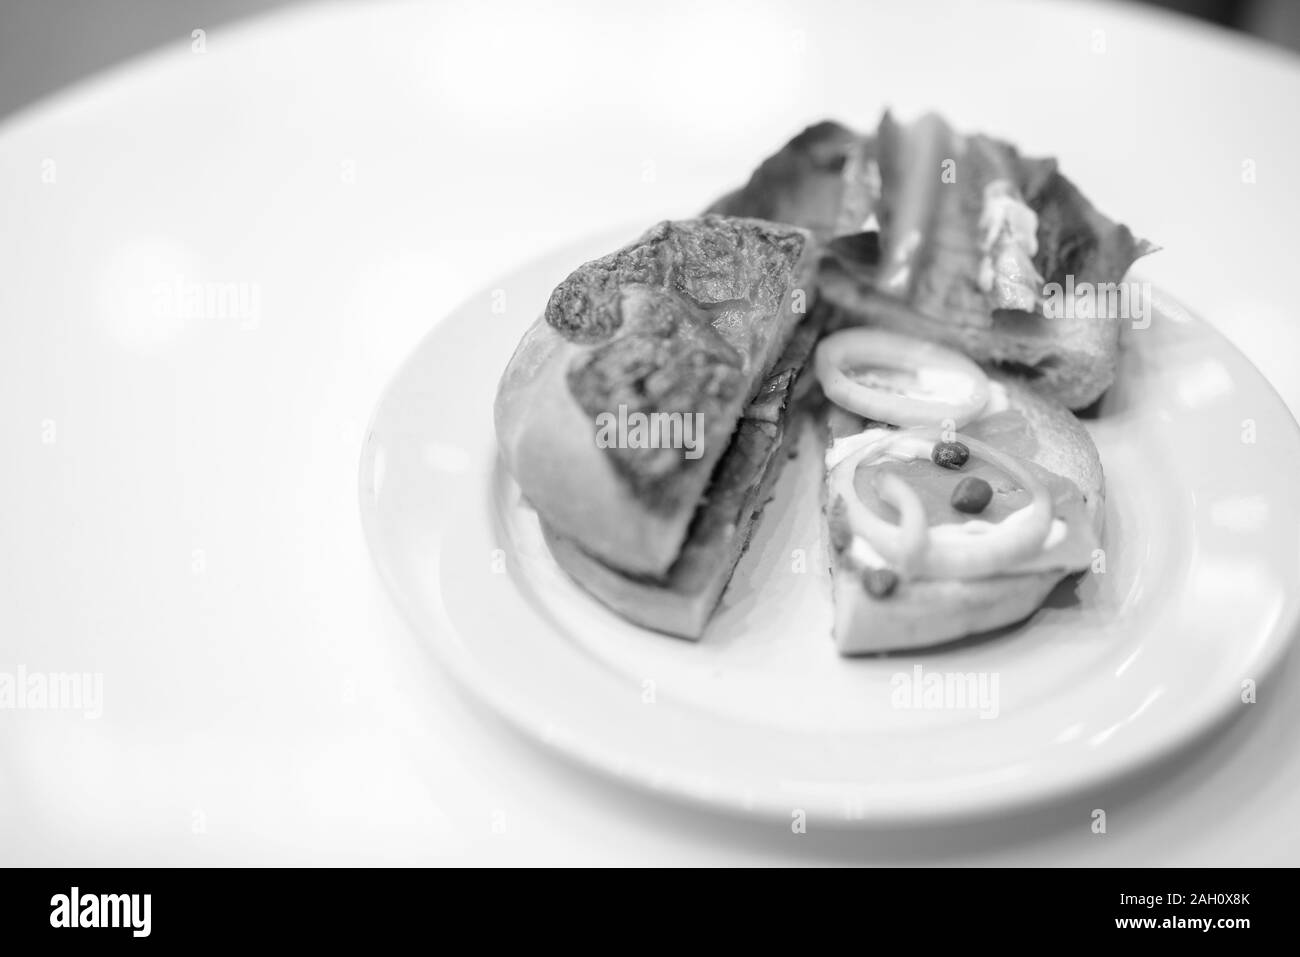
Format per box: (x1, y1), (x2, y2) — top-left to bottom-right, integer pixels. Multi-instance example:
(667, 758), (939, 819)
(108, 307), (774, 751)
(494, 215), (820, 637)
(812, 327), (1104, 653)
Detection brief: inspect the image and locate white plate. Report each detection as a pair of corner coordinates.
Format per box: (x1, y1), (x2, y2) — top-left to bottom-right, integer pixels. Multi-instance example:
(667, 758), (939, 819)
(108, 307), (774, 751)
(359, 229), (1300, 824)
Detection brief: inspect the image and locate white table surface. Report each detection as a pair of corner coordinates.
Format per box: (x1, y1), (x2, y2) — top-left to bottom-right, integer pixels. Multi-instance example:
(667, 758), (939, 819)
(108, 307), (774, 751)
(2, 0), (1298, 865)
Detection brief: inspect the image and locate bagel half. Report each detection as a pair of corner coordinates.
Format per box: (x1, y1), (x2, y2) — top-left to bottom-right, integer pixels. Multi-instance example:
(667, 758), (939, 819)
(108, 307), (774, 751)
(825, 372), (1104, 654)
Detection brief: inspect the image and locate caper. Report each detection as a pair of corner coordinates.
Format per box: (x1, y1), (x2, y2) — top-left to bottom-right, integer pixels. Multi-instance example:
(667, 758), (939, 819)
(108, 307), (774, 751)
(951, 476), (994, 514)
(931, 440), (970, 470)
(861, 567), (899, 598)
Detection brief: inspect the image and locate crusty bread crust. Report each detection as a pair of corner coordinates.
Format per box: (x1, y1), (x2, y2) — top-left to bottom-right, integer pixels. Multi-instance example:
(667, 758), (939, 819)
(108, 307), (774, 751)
(829, 373), (1104, 654)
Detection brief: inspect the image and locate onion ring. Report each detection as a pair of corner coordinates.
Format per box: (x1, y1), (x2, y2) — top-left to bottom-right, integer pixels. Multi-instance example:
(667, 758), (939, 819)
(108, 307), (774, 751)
(832, 466), (931, 575)
(814, 328), (991, 428)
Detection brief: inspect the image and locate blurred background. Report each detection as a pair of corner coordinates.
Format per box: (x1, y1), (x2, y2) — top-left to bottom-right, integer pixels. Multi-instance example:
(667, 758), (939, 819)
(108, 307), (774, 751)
(1, 0), (1299, 125)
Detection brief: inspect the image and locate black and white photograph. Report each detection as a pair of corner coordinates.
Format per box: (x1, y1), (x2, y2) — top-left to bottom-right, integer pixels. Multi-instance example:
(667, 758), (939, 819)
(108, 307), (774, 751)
(0, 0), (1297, 907)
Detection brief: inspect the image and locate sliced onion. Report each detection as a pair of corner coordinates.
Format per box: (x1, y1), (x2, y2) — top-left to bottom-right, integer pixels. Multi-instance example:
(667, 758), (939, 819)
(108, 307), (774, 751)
(828, 427), (1053, 580)
(814, 328), (990, 429)
(832, 465), (930, 575)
